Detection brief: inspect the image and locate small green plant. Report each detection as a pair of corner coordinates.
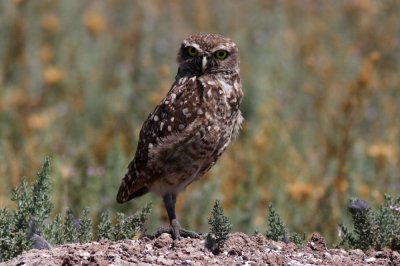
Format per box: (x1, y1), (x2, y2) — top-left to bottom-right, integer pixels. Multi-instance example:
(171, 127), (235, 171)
(265, 203), (288, 241)
(112, 202), (152, 241)
(63, 209), (79, 243)
(78, 208), (93, 243)
(0, 158), (152, 262)
(130, 202), (152, 235)
(97, 211), (113, 240)
(338, 196), (400, 251)
(265, 203), (305, 247)
(206, 200), (232, 252)
(43, 213), (63, 245)
(0, 158), (52, 261)
(58, 208), (93, 244)
(96, 202), (152, 242)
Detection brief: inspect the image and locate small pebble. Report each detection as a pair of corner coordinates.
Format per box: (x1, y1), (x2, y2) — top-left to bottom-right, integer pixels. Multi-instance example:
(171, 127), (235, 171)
(365, 257), (376, 263)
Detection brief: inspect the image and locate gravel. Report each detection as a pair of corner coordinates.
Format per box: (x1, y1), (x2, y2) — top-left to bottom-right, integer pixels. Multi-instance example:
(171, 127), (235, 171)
(2, 232), (400, 266)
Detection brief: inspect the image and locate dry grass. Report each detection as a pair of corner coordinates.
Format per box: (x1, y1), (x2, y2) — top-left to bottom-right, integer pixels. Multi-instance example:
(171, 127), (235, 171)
(1, 0), (399, 243)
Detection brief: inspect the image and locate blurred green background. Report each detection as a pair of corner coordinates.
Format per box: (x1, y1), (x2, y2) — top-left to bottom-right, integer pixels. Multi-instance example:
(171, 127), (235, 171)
(1, 0), (399, 244)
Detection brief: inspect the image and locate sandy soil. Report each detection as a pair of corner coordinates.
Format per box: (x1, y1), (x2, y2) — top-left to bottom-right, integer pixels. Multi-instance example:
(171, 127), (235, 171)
(2, 233), (400, 266)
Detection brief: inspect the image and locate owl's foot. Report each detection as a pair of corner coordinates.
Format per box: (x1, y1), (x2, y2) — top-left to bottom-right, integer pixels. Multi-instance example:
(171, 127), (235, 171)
(156, 219), (201, 239)
(155, 227), (201, 239)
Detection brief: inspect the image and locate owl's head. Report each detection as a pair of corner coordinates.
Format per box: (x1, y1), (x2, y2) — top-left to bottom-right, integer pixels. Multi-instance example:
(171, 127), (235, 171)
(176, 33), (240, 77)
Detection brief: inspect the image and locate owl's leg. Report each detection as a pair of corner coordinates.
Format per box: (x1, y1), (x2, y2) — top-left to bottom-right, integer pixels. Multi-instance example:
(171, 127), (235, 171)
(163, 192), (180, 238)
(161, 192), (200, 239)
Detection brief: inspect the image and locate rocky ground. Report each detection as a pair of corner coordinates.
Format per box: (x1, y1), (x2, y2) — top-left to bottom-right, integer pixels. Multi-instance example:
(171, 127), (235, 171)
(2, 232), (400, 266)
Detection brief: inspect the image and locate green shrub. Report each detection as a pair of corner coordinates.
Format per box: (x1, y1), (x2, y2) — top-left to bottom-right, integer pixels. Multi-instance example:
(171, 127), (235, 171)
(97, 211), (113, 240)
(0, 208), (29, 262)
(43, 213), (63, 245)
(338, 196), (400, 251)
(206, 200), (232, 252)
(265, 202), (288, 242)
(0, 158), (152, 262)
(112, 203), (152, 241)
(0, 158), (52, 261)
(63, 209), (79, 243)
(78, 208), (93, 243)
(265, 203), (305, 247)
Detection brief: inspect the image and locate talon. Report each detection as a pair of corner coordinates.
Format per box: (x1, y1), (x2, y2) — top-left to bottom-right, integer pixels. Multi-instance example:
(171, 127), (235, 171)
(171, 219), (181, 239)
(161, 193), (201, 240)
(180, 228), (201, 239)
(155, 224), (201, 239)
(155, 226), (171, 237)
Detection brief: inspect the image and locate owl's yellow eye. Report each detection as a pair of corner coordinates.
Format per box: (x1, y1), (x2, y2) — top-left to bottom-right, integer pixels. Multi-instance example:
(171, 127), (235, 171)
(214, 50), (229, 60)
(187, 46), (199, 57)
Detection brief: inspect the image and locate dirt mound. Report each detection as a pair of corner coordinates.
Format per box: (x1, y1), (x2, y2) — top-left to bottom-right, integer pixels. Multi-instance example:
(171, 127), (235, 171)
(3, 233), (400, 265)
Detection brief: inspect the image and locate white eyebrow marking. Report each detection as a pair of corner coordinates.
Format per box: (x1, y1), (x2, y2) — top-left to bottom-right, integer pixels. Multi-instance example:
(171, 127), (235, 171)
(210, 44), (233, 52)
(182, 42), (203, 52)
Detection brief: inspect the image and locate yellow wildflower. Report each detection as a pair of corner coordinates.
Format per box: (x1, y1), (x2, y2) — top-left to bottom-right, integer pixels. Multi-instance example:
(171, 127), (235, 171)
(286, 182), (314, 203)
(43, 66), (63, 86)
(368, 143), (395, 162)
(40, 13), (60, 33)
(83, 11), (106, 34)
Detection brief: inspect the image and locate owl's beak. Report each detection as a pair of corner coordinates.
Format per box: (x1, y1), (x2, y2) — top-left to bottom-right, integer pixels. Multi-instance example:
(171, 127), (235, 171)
(201, 56), (207, 73)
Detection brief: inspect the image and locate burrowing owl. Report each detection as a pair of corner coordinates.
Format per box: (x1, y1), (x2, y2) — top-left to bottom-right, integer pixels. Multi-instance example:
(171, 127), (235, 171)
(117, 33), (243, 238)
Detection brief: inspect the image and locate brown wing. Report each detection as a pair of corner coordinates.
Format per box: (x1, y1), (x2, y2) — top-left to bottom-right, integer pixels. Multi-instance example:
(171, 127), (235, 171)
(116, 77), (204, 203)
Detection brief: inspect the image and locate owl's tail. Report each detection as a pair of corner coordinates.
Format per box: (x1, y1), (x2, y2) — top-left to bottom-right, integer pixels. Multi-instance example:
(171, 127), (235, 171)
(116, 167), (149, 203)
